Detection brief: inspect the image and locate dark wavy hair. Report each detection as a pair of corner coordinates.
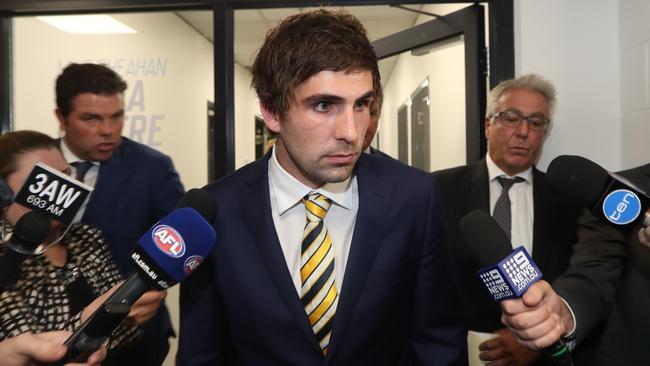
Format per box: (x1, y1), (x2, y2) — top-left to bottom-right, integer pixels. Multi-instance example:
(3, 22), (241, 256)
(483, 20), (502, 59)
(251, 9), (381, 119)
(0, 130), (59, 181)
(56, 63), (127, 117)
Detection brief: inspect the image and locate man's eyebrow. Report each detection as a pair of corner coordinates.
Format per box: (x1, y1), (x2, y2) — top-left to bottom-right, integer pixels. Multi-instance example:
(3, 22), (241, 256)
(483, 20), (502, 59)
(302, 91), (376, 105)
(355, 91), (375, 103)
(302, 94), (345, 105)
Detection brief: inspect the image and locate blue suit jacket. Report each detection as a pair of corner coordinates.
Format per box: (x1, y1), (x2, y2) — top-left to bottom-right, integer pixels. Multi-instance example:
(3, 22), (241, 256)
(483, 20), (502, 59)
(81, 137), (184, 365)
(177, 153), (467, 365)
(82, 137), (185, 274)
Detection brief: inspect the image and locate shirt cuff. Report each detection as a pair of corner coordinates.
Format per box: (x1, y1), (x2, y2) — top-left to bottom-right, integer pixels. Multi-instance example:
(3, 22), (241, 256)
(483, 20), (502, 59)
(559, 296), (577, 351)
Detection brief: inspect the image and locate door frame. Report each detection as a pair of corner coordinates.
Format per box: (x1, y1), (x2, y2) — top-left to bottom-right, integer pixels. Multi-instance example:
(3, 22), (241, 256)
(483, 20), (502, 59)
(372, 3), (486, 163)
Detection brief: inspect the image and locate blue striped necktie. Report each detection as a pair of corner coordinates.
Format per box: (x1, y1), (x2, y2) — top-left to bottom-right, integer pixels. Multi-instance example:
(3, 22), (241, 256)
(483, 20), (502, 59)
(301, 192), (338, 355)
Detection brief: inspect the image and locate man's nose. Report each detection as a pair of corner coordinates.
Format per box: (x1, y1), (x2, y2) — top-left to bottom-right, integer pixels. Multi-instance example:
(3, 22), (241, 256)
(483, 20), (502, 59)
(334, 108), (361, 143)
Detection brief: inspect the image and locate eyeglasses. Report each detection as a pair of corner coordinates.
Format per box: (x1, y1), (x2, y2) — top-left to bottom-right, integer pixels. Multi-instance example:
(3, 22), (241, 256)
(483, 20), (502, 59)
(492, 110), (550, 130)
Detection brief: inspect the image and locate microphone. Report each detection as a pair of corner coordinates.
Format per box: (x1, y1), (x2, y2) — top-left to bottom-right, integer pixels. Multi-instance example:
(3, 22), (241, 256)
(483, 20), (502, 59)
(57, 188), (217, 364)
(547, 155), (650, 231)
(460, 210), (574, 366)
(0, 178), (12, 210)
(0, 211), (50, 292)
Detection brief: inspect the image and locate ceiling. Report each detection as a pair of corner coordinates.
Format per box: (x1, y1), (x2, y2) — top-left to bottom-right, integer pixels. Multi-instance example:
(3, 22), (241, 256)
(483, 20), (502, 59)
(176, 5), (428, 78)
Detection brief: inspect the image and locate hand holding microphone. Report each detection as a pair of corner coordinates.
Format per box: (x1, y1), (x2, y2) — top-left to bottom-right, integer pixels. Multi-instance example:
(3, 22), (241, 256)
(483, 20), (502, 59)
(460, 210), (574, 366)
(79, 282), (167, 326)
(500, 280), (574, 351)
(55, 188), (217, 365)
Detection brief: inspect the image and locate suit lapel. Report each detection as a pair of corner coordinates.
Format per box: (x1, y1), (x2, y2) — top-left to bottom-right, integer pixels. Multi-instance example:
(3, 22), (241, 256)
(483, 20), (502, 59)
(83, 140), (133, 218)
(465, 160), (490, 213)
(531, 168), (551, 264)
(238, 157), (322, 354)
(326, 155), (389, 362)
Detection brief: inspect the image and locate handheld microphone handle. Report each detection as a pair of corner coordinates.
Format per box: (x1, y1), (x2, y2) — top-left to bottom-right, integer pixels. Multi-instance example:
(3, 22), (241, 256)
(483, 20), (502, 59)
(105, 272), (151, 306)
(545, 339), (574, 366)
(0, 249), (29, 292)
(50, 302), (130, 366)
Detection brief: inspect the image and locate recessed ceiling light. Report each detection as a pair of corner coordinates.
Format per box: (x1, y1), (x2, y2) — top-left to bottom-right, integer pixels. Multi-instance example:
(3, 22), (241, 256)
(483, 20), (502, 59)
(37, 15), (137, 34)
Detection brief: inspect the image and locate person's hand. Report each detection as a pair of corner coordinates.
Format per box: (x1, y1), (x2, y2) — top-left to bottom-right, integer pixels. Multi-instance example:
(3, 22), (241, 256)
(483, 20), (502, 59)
(0, 331), (106, 366)
(81, 282), (166, 325)
(500, 280), (573, 350)
(478, 328), (541, 366)
(65, 342), (106, 366)
(638, 225), (650, 247)
(125, 289), (167, 325)
(80, 281), (121, 322)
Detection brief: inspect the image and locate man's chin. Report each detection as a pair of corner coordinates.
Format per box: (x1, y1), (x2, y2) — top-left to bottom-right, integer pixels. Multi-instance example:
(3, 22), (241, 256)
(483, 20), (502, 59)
(91, 150), (117, 162)
(321, 166), (355, 183)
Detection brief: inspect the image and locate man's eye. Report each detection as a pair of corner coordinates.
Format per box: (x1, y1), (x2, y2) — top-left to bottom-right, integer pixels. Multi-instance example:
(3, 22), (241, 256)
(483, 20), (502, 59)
(354, 100), (369, 111)
(503, 112), (520, 122)
(313, 101), (331, 113)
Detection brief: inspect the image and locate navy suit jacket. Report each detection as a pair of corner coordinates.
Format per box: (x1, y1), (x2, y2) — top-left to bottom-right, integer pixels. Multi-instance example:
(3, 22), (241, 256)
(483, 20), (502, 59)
(81, 137), (184, 365)
(82, 137), (185, 274)
(177, 153), (467, 365)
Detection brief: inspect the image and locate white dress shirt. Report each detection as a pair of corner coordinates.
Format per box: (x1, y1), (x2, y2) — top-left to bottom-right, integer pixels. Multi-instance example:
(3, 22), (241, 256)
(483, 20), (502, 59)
(486, 154), (534, 254)
(60, 139), (99, 222)
(268, 146), (358, 295)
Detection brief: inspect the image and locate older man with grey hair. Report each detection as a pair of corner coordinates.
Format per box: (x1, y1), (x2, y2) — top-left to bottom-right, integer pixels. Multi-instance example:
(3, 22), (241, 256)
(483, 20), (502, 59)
(434, 74), (621, 365)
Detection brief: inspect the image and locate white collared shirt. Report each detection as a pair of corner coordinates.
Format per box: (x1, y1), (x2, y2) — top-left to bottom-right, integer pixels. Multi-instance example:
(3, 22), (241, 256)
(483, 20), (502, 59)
(59, 139), (99, 222)
(268, 146), (359, 294)
(486, 154), (534, 254)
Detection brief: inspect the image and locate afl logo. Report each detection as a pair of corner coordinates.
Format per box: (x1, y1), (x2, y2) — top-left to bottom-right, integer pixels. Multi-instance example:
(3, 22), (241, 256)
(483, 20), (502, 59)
(152, 225), (186, 258)
(183, 255), (203, 275)
(602, 189), (641, 225)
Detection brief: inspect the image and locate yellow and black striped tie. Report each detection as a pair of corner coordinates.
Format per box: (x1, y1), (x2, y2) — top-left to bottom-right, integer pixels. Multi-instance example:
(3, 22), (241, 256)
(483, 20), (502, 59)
(301, 192), (338, 355)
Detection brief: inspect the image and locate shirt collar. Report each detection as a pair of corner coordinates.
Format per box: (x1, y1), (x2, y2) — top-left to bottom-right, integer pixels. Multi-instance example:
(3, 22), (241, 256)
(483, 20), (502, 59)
(269, 146), (354, 216)
(486, 153), (533, 183)
(59, 139), (98, 166)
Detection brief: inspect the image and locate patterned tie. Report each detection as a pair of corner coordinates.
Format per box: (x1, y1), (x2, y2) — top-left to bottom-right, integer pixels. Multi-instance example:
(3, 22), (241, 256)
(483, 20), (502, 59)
(301, 192), (338, 355)
(72, 161), (93, 183)
(492, 176), (525, 241)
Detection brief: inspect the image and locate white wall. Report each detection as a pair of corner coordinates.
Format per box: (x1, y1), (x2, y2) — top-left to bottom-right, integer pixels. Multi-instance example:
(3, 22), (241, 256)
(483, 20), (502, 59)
(618, 0), (650, 169)
(379, 3), (470, 171)
(514, 0), (622, 171)
(381, 39), (467, 170)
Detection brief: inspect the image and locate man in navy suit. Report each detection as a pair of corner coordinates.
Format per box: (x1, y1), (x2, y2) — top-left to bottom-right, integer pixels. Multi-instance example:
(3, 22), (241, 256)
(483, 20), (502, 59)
(55, 63), (184, 365)
(177, 9), (466, 365)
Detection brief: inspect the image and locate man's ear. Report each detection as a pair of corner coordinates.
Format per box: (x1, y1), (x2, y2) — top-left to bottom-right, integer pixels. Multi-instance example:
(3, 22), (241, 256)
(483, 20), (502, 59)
(484, 117), (491, 139)
(259, 103), (281, 134)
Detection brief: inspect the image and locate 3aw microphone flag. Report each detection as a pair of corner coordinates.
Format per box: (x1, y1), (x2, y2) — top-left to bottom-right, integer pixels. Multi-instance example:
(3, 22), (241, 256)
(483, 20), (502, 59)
(13, 162), (92, 225)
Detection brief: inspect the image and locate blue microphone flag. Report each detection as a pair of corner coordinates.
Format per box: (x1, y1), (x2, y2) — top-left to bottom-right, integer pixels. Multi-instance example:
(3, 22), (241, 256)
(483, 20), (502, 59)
(477, 246), (543, 302)
(134, 207), (216, 288)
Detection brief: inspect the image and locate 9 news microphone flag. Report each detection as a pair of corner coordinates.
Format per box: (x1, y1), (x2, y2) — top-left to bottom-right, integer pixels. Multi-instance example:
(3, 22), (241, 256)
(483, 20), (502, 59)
(460, 209), (574, 366)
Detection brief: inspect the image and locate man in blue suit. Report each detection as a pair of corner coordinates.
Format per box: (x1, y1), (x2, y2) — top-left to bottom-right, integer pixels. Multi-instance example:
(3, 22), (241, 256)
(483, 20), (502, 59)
(55, 63), (184, 365)
(177, 9), (466, 365)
